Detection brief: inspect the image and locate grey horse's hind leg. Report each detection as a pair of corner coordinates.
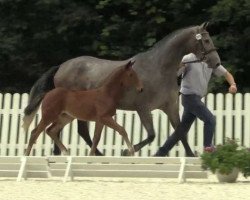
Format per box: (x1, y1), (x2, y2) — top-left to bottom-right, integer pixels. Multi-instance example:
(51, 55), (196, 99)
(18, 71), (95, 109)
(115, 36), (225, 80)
(161, 104), (195, 157)
(53, 132), (61, 155)
(122, 109), (155, 156)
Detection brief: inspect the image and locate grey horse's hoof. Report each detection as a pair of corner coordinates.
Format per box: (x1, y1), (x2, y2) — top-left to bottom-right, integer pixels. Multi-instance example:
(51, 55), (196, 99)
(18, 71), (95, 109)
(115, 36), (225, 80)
(121, 149), (131, 156)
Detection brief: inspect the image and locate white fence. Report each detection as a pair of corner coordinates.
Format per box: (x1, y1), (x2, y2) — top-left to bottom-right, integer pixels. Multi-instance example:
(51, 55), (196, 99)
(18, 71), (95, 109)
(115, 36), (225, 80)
(0, 93), (250, 157)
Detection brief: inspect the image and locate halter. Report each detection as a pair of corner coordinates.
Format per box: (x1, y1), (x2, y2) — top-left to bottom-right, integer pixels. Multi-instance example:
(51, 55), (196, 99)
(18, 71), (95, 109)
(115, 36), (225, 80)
(182, 31), (218, 64)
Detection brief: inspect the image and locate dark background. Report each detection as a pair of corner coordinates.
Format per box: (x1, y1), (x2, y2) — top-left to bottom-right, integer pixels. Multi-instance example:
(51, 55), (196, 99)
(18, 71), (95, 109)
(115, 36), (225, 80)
(0, 0), (249, 93)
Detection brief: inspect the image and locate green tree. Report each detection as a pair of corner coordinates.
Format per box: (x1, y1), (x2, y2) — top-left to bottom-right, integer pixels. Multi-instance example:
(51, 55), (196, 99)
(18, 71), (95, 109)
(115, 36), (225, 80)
(0, 0), (102, 92)
(209, 0), (250, 92)
(1, 0), (248, 93)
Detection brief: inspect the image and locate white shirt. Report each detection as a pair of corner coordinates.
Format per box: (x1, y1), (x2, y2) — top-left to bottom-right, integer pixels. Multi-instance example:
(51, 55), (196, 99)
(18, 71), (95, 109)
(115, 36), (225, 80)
(179, 53), (227, 97)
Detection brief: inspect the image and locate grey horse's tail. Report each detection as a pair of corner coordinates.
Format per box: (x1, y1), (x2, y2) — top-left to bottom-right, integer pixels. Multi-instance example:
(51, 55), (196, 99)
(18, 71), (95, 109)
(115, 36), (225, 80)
(22, 66), (60, 132)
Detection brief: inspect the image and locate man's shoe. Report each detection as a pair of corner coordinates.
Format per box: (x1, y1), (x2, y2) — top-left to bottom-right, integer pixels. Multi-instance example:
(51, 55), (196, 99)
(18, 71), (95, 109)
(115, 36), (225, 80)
(204, 146), (215, 153)
(153, 149), (167, 157)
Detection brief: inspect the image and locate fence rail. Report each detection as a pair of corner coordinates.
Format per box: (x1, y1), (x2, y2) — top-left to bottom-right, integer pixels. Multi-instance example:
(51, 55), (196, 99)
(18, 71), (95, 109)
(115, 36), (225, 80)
(0, 93), (250, 157)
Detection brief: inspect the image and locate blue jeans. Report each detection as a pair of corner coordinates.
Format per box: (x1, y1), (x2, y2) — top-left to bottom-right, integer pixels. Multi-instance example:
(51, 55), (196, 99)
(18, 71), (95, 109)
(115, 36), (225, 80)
(156, 94), (215, 156)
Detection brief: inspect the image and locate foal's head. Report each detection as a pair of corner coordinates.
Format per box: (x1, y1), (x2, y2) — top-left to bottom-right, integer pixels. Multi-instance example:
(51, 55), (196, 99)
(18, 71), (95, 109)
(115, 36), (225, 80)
(120, 60), (143, 92)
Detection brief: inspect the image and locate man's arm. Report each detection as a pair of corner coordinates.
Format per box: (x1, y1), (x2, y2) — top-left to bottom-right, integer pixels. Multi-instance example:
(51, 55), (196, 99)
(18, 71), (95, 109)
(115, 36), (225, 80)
(224, 71), (237, 93)
(177, 62), (186, 76)
(177, 53), (194, 76)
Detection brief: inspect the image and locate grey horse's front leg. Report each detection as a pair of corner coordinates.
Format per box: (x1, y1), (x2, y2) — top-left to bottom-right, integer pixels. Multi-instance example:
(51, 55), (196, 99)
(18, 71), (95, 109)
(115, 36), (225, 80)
(161, 103), (195, 157)
(122, 109), (155, 156)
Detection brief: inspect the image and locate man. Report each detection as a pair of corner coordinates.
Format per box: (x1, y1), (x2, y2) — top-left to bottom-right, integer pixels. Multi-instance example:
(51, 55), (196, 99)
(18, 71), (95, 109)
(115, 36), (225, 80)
(154, 53), (237, 156)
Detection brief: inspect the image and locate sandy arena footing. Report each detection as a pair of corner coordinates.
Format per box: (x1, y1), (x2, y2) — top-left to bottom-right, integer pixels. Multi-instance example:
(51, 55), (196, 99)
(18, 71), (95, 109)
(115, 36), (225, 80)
(0, 173), (249, 200)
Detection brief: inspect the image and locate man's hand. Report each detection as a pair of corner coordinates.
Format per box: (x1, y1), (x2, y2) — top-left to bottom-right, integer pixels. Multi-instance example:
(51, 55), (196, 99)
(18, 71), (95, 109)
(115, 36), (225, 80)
(177, 62), (186, 77)
(229, 84), (237, 93)
(224, 71), (237, 93)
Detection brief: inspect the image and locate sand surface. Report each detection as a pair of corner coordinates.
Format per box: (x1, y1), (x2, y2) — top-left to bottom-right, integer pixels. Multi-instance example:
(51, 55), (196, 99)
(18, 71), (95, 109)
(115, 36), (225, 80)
(0, 174), (250, 200)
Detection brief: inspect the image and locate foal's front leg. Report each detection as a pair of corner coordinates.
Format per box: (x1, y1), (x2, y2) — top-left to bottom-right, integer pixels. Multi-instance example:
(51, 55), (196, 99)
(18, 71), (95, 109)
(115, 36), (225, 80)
(100, 116), (135, 156)
(89, 122), (104, 156)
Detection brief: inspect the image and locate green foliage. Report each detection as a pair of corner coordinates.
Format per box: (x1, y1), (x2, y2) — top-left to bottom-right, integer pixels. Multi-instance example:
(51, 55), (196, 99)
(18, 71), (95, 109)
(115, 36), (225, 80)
(201, 138), (250, 177)
(236, 147), (250, 177)
(209, 0), (250, 92)
(0, 0), (248, 93)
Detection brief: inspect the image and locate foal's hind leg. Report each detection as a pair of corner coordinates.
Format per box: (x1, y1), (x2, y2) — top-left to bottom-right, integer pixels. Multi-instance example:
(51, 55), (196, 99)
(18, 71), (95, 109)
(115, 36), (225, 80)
(47, 123), (68, 155)
(100, 116), (134, 156)
(47, 115), (73, 155)
(25, 119), (47, 156)
(89, 122), (104, 156)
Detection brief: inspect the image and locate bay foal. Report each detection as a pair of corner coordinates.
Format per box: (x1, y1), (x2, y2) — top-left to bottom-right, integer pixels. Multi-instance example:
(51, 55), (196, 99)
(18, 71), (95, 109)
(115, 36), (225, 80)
(24, 61), (143, 156)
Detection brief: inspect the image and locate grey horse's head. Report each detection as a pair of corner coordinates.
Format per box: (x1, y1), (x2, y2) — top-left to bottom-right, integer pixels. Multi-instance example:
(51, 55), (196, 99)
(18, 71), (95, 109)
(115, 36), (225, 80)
(191, 22), (221, 68)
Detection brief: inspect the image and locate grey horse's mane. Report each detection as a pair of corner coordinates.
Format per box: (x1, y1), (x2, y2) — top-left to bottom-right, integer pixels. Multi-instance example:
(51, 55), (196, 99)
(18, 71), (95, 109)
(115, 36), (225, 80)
(149, 25), (196, 50)
(99, 65), (124, 86)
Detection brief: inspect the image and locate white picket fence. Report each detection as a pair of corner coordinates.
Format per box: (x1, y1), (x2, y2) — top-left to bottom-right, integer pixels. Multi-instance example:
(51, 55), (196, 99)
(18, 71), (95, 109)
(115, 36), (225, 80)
(0, 93), (250, 157)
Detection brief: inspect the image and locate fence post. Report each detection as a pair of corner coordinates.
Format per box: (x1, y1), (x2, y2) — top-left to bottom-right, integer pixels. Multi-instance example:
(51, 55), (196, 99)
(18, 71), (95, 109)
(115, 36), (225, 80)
(225, 93), (233, 140)
(244, 94), (250, 147)
(114, 111), (124, 156)
(235, 93), (243, 144)
(1, 94), (11, 156)
(215, 93), (224, 145)
(18, 94), (29, 156)
(9, 94), (20, 156)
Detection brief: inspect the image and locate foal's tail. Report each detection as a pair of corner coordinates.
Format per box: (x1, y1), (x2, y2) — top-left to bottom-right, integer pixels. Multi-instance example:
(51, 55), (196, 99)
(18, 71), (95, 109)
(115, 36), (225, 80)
(22, 66), (60, 132)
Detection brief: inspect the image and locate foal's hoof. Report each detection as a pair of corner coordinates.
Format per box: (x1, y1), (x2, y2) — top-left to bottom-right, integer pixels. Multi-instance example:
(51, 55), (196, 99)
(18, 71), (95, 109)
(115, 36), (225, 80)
(121, 149), (134, 156)
(24, 152), (29, 156)
(95, 151), (104, 156)
(62, 150), (70, 156)
(121, 149), (131, 156)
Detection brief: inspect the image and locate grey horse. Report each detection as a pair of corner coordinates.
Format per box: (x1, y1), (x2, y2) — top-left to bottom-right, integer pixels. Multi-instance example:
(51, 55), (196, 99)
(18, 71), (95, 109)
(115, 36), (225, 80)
(23, 22), (221, 156)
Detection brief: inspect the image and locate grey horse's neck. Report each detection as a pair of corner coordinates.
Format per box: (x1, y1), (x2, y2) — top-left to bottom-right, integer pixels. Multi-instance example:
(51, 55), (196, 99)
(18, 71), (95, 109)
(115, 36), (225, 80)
(145, 26), (197, 70)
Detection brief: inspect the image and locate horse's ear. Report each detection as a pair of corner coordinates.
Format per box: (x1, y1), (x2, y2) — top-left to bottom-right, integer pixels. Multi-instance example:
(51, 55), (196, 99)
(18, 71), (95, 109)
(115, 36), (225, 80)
(200, 22), (209, 30)
(125, 60), (135, 70)
(130, 60), (135, 66)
